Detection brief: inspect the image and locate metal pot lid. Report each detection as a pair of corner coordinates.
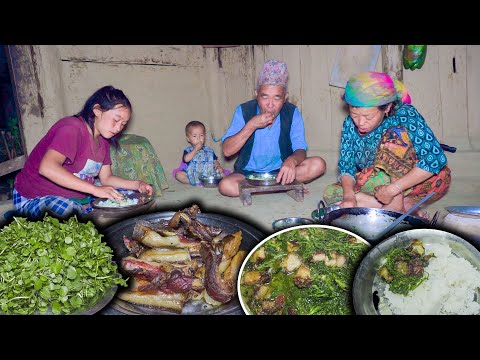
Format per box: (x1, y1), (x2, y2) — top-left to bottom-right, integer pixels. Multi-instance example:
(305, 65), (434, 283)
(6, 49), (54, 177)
(445, 206), (480, 217)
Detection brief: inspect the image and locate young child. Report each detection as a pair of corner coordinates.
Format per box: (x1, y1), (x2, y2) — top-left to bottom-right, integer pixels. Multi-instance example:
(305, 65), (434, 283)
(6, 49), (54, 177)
(13, 85), (154, 220)
(174, 121), (228, 186)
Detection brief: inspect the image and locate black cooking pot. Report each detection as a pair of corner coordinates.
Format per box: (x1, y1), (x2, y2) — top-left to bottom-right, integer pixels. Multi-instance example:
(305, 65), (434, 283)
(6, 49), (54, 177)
(312, 201), (431, 243)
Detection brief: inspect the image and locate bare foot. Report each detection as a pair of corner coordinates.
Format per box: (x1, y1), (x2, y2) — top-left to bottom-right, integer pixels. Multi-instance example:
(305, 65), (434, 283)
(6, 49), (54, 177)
(412, 210), (431, 221)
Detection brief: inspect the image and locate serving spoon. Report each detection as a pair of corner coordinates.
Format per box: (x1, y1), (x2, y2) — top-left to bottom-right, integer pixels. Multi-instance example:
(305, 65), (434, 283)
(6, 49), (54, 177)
(376, 192), (436, 239)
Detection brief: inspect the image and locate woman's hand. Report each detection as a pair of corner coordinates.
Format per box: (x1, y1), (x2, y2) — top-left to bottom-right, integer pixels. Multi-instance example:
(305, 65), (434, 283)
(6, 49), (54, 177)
(92, 186), (125, 200)
(137, 181), (154, 196)
(374, 184), (401, 205)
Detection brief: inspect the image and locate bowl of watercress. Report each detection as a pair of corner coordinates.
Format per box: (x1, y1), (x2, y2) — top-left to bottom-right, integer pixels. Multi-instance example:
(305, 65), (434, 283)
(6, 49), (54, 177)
(0, 215), (128, 315)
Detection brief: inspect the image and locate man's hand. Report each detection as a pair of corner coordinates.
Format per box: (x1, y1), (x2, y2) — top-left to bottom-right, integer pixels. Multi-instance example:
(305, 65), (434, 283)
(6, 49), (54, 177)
(276, 157), (297, 185)
(251, 112), (275, 129)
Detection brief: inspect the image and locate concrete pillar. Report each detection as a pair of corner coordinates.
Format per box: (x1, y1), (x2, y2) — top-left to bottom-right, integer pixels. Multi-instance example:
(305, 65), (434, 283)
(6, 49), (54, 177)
(382, 45), (403, 81)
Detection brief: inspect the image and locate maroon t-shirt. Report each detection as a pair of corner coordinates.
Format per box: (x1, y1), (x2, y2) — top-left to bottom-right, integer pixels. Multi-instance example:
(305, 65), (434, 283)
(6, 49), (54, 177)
(15, 116), (112, 199)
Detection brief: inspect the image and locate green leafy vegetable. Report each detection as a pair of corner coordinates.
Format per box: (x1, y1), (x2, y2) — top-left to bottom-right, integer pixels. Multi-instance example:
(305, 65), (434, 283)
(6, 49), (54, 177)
(0, 215), (128, 314)
(378, 239), (433, 296)
(240, 227), (369, 315)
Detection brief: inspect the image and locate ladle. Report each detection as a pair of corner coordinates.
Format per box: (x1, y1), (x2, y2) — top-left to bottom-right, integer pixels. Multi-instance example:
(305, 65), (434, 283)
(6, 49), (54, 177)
(375, 192), (436, 239)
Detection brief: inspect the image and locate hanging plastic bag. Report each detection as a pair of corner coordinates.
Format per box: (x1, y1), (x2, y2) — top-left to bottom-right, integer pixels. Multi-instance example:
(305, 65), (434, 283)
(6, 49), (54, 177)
(403, 45), (427, 70)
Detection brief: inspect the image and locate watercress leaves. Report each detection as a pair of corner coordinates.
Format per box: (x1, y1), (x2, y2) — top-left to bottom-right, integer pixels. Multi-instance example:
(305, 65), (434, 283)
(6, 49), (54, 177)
(0, 215), (128, 314)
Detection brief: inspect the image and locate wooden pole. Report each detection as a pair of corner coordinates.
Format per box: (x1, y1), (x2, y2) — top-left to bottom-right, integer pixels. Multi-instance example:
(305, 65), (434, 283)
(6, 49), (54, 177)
(382, 45), (403, 81)
(1, 131), (11, 160)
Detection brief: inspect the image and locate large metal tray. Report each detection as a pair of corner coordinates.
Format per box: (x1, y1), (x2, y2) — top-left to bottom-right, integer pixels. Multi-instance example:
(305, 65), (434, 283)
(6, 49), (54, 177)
(101, 211), (265, 315)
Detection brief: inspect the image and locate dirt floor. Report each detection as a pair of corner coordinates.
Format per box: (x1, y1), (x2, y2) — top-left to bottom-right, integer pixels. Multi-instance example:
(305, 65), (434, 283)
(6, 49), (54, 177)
(1, 153), (480, 247)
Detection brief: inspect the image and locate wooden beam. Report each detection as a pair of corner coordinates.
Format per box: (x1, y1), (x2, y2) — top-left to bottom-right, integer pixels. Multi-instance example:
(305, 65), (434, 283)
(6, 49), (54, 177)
(0, 155), (26, 177)
(201, 45), (239, 48)
(382, 45), (403, 81)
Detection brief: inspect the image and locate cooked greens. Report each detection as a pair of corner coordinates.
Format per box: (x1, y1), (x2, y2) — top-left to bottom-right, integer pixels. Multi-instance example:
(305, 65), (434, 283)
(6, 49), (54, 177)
(377, 239), (434, 296)
(0, 215), (127, 314)
(240, 227), (370, 315)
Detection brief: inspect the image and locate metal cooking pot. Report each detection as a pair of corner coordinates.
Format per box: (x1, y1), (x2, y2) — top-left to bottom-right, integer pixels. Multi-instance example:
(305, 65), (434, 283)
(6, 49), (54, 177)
(312, 200), (430, 243)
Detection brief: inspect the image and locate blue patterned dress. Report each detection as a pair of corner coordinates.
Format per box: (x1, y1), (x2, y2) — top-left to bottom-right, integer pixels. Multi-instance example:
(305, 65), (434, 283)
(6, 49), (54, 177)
(338, 103), (447, 183)
(184, 145), (218, 186)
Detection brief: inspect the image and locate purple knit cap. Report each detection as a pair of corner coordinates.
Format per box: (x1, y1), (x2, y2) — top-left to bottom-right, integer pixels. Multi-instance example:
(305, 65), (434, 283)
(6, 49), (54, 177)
(257, 59), (289, 88)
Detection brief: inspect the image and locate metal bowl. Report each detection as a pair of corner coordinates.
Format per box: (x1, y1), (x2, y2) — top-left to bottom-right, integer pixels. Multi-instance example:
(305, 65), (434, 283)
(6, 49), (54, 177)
(353, 228), (480, 315)
(245, 170), (279, 186)
(199, 174), (222, 188)
(1, 280), (118, 315)
(272, 217), (314, 231)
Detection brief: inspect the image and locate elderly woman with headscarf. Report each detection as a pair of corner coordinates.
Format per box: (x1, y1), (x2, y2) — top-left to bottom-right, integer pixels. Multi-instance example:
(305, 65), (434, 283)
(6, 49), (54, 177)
(218, 59), (326, 197)
(323, 71), (451, 217)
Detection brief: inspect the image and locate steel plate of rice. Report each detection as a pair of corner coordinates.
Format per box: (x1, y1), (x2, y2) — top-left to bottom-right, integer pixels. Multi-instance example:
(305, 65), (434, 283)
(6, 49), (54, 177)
(353, 229), (480, 315)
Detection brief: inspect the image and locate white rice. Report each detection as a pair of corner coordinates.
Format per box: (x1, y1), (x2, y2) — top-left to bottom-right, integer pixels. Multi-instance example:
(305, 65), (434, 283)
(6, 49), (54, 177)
(97, 197), (139, 207)
(378, 243), (480, 315)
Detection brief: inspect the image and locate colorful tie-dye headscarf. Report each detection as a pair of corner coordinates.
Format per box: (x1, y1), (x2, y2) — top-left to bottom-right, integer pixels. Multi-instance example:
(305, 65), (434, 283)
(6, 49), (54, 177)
(393, 78), (411, 104)
(257, 59), (289, 89)
(344, 71), (403, 107)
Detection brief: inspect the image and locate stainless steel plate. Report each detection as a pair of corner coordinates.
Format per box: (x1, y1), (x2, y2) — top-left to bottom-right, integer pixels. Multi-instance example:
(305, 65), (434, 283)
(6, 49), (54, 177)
(101, 211), (265, 315)
(353, 228), (480, 315)
(272, 217), (314, 231)
(92, 192), (154, 212)
(245, 170), (279, 186)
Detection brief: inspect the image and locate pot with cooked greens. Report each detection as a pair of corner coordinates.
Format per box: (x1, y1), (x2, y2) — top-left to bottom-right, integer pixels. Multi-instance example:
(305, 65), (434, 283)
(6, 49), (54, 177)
(238, 225), (370, 315)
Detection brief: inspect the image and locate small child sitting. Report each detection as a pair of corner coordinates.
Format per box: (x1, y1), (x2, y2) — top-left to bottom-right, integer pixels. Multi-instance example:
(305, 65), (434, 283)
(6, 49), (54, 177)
(173, 121), (229, 186)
